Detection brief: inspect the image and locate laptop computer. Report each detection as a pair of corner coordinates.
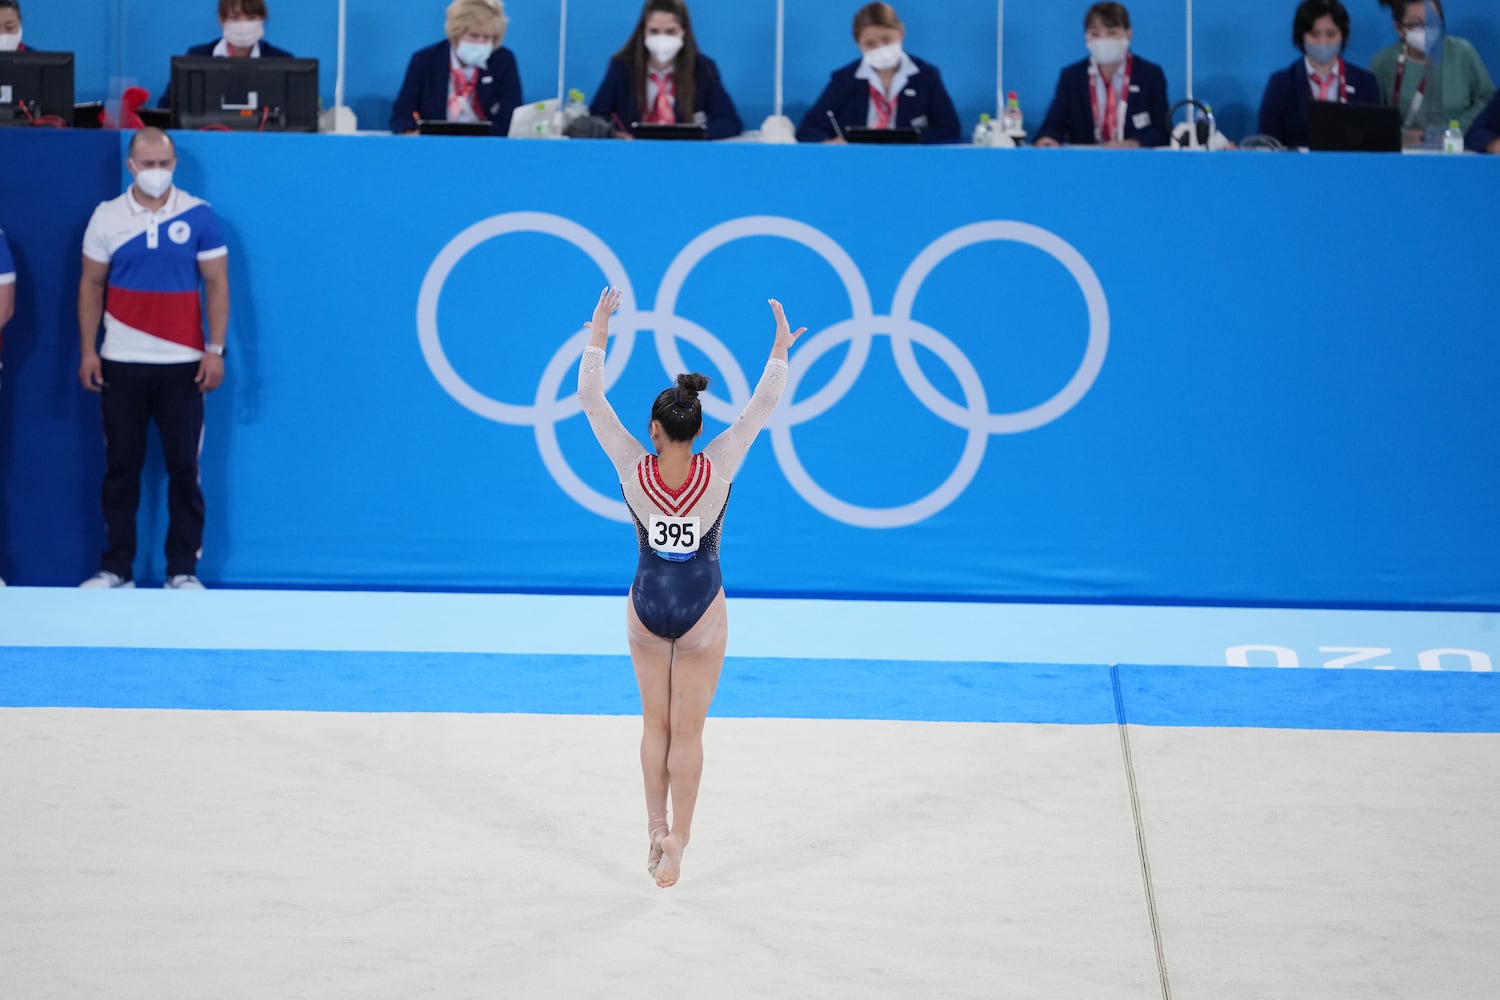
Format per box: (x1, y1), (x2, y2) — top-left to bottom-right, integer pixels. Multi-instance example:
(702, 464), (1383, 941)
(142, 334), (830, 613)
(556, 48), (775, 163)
(844, 126), (921, 145)
(1306, 101), (1402, 152)
(629, 122), (708, 140)
(417, 119), (492, 137)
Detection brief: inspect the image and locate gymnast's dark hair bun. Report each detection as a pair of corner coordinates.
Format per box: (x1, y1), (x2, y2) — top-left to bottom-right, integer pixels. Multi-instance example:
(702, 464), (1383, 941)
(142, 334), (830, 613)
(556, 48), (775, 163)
(652, 373), (710, 442)
(675, 372), (710, 399)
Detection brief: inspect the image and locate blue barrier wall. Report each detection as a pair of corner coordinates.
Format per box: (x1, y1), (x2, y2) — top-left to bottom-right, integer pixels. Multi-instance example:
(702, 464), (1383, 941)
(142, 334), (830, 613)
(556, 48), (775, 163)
(24, 1), (1500, 143)
(1, 129), (1497, 605)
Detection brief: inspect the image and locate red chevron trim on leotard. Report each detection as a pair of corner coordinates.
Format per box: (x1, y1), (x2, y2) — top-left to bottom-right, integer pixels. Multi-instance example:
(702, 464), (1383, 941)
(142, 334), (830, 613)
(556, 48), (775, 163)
(638, 453), (712, 515)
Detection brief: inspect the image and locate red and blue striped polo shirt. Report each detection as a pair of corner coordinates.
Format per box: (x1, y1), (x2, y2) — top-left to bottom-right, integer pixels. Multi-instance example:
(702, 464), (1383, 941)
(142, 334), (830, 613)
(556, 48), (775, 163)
(82, 187), (227, 363)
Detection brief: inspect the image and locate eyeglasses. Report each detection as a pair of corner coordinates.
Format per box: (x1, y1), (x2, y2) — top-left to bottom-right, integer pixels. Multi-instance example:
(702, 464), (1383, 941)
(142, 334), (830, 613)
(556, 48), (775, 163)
(1399, 21), (1426, 31)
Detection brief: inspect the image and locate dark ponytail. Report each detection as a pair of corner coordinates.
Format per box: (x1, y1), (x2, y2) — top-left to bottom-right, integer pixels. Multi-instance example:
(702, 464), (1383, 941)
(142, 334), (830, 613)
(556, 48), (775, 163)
(650, 372), (709, 442)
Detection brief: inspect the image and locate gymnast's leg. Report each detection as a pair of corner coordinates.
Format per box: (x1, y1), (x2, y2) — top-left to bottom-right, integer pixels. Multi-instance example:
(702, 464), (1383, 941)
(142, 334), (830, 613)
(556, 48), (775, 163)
(626, 595), (672, 876)
(653, 589), (728, 888)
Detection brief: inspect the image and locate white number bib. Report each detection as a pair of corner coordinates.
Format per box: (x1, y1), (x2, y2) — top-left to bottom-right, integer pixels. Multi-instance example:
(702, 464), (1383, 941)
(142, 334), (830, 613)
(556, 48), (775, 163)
(648, 514), (700, 561)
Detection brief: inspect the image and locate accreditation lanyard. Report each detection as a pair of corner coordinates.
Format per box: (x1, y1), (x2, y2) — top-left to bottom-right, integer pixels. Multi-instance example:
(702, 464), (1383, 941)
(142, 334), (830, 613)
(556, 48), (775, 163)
(448, 66), (483, 120)
(1393, 51), (1427, 124)
(1089, 56), (1132, 143)
(868, 83), (897, 129)
(1309, 58), (1346, 103)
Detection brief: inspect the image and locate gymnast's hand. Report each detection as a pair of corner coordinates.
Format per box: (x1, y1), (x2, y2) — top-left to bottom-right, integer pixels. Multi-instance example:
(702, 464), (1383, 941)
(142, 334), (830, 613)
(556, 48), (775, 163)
(768, 299), (806, 361)
(585, 286), (624, 350)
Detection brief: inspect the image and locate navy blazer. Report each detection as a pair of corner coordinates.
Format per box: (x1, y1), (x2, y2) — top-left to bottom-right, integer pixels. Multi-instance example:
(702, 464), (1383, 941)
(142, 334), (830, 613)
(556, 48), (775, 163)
(1035, 55), (1171, 147)
(389, 40), (523, 135)
(589, 54), (742, 140)
(1257, 58), (1382, 148)
(1466, 88), (1500, 152)
(796, 55), (961, 143)
(157, 39), (296, 108)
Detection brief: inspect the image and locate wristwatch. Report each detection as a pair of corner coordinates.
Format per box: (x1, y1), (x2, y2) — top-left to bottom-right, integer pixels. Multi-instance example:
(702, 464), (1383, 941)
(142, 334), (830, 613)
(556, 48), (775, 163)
(205, 343), (227, 358)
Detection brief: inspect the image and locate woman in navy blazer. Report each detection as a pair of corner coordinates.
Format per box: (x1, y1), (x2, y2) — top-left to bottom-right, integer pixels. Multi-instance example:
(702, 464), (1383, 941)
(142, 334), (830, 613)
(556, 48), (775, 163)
(797, 3), (960, 144)
(1035, 3), (1171, 147)
(389, 0), (522, 136)
(1257, 0), (1382, 148)
(1466, 88), (1500, 152)
(590, 0), (742, 140)
(158, 1), (294, 108)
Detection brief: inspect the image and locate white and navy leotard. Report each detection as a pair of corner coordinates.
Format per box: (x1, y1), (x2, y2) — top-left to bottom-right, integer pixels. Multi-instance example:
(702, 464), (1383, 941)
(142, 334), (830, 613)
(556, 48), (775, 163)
(578, 346), (788, 639)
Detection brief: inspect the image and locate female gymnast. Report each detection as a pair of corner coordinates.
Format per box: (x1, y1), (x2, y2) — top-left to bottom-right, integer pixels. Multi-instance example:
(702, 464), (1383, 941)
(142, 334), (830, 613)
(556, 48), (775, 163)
(578, 287), (803, 888)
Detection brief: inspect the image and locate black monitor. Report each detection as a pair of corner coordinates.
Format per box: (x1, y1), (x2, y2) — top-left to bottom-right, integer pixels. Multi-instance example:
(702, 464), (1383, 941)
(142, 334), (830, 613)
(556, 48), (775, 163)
(1306, 101), (1402, 153)
(629, 122), (708, 140)
(170, 55), (319, 132)
(844, 126), (921, 145)
(417, 119), (492, 137)
(0, 51), (75, 127)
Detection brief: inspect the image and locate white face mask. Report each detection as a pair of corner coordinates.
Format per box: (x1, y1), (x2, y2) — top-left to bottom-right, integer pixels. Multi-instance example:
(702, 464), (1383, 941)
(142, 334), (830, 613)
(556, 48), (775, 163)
(222, 19), (264, 49)
(0, 30), (21, 52)
(134, 168), (174, 199)
(1404, 28), (1427, 55)
(644, 34), (683, 64)
(1087, 37), (1130, 66)
(862, 41), (903, 72)
(455, 40), (492, 67)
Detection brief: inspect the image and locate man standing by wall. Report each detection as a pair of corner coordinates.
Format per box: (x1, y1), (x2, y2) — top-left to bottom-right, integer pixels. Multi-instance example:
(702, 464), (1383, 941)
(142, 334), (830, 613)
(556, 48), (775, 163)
(77, 127), (228, 589)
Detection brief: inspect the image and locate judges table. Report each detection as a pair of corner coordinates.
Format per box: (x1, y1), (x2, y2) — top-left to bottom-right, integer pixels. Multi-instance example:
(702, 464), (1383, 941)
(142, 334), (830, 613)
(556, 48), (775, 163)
(0, 128), (1495, 607)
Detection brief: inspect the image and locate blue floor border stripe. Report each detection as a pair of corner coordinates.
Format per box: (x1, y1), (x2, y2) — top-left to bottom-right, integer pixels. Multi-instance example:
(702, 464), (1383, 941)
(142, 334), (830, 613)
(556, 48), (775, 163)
(1, 647), (1496, 732)
(1116, 663), (1500, 733)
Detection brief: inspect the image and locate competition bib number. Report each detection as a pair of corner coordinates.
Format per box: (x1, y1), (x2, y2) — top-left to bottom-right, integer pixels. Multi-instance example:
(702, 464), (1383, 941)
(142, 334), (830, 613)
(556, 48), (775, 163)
(649, 514), (700, 561)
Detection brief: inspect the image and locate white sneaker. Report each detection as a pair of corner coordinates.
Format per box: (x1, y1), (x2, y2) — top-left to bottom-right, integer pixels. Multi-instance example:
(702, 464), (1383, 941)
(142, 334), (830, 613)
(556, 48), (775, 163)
(164, 574), (206, 590)
(80, 571), (135, 589)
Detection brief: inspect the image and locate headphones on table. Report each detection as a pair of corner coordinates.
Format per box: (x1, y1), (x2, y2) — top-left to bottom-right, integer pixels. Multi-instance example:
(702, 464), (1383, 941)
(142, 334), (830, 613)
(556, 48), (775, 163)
(1169, 98), (1233, 150)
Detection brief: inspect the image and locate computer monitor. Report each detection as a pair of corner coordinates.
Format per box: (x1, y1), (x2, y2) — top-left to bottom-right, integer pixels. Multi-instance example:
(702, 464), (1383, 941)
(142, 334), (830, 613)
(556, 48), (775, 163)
(844, 126), (921, 145)
(0, 51), (75, 127)
(1306, 101), (1402, 153)
(170, 55), (319, 132)
(629, 122), (708, 140)
(417, 120), (492, 137)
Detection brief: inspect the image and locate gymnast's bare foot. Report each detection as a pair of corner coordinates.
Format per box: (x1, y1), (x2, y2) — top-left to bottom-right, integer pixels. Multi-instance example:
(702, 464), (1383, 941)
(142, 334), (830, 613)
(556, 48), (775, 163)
(647, 823), (668, 877)
(655, 834), (685, 888)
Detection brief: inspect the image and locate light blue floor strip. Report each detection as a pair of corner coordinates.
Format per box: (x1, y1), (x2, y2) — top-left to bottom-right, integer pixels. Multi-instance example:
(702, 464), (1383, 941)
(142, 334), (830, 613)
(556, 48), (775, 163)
(1, 588), (1496, 670)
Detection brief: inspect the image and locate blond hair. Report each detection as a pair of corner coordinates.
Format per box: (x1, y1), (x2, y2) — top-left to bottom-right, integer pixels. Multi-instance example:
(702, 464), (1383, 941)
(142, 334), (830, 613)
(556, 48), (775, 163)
(852, 3), (901, 41)
(446, 0), (507, 45)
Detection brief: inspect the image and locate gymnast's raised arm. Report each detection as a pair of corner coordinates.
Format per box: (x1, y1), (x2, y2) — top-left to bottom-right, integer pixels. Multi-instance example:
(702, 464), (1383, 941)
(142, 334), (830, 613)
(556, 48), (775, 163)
(577, 286), (641, 477)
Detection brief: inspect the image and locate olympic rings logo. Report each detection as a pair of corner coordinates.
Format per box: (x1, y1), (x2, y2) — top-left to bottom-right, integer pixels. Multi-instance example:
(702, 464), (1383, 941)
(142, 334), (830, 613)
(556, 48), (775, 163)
(416, 212), (1109, 529)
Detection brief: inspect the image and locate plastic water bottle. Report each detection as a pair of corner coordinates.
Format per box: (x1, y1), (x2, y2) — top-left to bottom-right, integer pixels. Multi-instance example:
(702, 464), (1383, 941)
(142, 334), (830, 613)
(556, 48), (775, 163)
(972, 113), (995, 148)
(1002, 92), (1024, 138)
(1442, 120), (1464, 154)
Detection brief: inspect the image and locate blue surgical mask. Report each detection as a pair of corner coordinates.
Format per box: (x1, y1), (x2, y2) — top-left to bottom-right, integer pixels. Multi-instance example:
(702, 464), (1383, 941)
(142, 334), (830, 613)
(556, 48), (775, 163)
(456, 40), (492, 68)
(1305, 42), (1341, 66)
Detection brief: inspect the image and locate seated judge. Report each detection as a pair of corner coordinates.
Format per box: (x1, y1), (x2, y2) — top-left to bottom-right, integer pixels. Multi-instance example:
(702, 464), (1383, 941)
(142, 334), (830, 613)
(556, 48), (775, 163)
(1371, 0), (1496, 144)
(589, 0), (742, 140)
(0, 1), (24, 52)
(1256, 0), (1381, 148)
(1034, 3), (1171, 148)
(390, 0), (522, 136)
(158, 1), (294, 107)
(1466, 87), (1500, 152)
(796, 3), (960, 144)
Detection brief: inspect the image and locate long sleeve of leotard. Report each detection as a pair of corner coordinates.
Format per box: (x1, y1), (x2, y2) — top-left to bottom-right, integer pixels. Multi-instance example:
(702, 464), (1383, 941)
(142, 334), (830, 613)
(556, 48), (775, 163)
(703, 357), (788, 481)
(578, 345), (645, 480)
